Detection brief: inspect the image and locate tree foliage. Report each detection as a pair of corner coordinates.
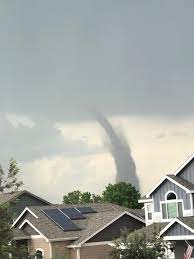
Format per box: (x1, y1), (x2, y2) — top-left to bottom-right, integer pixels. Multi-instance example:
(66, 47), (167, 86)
(102, 182), (141, 208)
(63, 182), (140, 208)
(0, 158), (23, 193)
(111, 229), (165, 259)
(63, 190), (101, 204)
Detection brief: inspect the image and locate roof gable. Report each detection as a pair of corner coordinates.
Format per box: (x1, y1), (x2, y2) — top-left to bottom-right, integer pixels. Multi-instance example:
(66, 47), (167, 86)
(174, 153), (194, 176)
(0, 190), (51, 205)
(160, 218), (194, 237)
(146, 175), (194, 198)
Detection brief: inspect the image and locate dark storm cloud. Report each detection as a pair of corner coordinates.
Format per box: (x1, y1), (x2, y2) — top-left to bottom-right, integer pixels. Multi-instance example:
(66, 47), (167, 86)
(0, 1), (194, 123)
(95, 112), (139, 189)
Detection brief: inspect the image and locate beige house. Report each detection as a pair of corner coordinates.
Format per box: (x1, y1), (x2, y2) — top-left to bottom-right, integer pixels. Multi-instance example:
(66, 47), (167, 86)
(12, 203), (145, 259)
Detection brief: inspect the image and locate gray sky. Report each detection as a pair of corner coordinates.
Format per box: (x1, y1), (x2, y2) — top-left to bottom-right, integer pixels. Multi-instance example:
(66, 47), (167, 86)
(1, 1), (194, 202)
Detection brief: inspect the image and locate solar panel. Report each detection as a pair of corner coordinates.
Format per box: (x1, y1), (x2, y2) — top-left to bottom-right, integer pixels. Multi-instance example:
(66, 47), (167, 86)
(77, 207), (97, 214)
(60, 208), (86, 220)
(42, 208), (81, 231)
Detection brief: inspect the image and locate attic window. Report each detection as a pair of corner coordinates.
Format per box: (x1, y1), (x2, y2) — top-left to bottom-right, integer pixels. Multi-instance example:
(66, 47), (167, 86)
(167, 192), (176, 200)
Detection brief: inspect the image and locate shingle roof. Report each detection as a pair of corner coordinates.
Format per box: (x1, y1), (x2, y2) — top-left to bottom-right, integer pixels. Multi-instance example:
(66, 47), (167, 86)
(13, 203), (145, 245)
(0, 190), (51, 205)
(167, 174), (194, 191)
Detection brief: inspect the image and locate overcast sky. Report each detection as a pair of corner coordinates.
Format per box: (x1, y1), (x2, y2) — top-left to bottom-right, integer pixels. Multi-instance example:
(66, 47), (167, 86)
(1, 1), (194, 202)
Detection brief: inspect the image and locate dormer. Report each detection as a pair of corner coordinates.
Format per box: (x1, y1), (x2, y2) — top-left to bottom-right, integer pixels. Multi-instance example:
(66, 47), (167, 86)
(139, 154), (194, 225)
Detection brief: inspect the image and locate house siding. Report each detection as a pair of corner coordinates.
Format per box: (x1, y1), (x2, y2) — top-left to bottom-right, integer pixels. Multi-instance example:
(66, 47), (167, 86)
(179, 159), (194, 184)
(51, 241), (71, 259)
(80, 245), (112, 259)
(152, 179), (190, 212)
(163, 222), (193, 236)
(87, 214), (144, 243)
(28, 238), (51, 259)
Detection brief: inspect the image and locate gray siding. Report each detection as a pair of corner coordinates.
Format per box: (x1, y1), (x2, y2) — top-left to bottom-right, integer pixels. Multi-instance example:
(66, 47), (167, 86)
(163, 222), (192, 236)
(179, 159), (194, 184)
(87, 215), (144, 243)
(153, 179), (190, 212)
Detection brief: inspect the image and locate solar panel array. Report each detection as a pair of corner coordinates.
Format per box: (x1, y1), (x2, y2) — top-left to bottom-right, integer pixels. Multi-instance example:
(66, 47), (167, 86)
(77, 207), (97, 214)
(42, 206), (97, 232)
(60, 208), (86, 220)
(42, 208), (81, 231)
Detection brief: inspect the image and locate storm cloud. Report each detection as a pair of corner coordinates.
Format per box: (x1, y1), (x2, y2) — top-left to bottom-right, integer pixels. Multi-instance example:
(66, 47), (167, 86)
(0, 1), (194, 123)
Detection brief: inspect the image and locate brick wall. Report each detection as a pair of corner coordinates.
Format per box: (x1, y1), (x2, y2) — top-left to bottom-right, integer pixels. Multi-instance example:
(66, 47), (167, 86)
(28, 238), (51, 259)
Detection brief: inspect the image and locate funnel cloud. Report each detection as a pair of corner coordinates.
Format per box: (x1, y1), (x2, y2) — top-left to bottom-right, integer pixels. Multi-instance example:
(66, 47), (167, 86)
(95, 112), (139, 190)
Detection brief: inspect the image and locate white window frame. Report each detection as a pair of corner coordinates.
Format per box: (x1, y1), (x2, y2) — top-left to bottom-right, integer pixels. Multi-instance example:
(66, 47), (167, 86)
(145, 203), (153, 222)
(160, 191), (183, 221)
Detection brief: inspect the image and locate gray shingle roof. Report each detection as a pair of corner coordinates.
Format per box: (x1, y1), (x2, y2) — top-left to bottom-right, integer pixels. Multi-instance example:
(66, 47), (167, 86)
(167, 174), (194, 191)
(13, 203), (145, 245)
(0, 190), (51, 205)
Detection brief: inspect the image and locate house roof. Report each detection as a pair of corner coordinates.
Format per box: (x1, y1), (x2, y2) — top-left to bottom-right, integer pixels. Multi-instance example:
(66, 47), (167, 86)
(167, 174), (194, 191)
(13, 203), (145, 245)
(142, 153), (194, 199)
(145, 174), (194, 198)
(174, 153), (194, 176)
(0, 190), (51, 205)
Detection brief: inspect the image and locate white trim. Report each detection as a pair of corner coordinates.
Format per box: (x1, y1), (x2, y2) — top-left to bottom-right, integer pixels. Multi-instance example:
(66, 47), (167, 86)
(12, 207), (38, 227)
(49, 242), (52, 259)
(82, 241), (113, 247)
(174, 153), (194, 176)
(138, 199), (153, 203)
(19, 219), (49, 242)
(190, 193), (194, 216)
(146, 175), (193, 198)
(165, 190), (177, 200)
(76, 211), (145, 247)
(31, 235), (42, 239)
(49, 237), (79, 242)
(160, 199), (183, 220)
(163, 235), (194, 240)
(160, 218), (194, 236)
(76, 248), (80, 259)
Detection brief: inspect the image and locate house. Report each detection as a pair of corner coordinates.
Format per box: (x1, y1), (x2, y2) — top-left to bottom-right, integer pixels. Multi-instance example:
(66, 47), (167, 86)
(12, 203), (145, 259)
(0, 190), (51, 218)
(139, 153), (194, 259)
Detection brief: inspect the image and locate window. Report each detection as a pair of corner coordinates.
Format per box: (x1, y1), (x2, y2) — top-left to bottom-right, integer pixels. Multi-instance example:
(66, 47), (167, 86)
(161, 191), (183, 219)
(35, 249), (44, 259)
(146, 203), (152, 220)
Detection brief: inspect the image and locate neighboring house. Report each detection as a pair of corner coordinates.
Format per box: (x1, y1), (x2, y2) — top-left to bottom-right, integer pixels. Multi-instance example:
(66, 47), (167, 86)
(139, 154), (194, 259)
(0, 190), (51, 218)
(12, 203), (145, 259)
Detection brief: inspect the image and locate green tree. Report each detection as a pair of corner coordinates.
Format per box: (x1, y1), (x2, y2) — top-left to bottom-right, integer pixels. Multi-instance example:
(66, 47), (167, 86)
(63, 191), (102, 204)
(102, 182), (141, 208)
(111, 229), (165, 259)
(0, 158), (23, 193)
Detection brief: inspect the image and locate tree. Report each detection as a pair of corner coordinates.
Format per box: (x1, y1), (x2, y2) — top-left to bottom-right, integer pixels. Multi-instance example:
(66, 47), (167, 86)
(111, 229), (165, 259)
(63, 191), (102, 204)
(0, 160), (27, 259)
(102, 182), (141, 209)
(0, 158), (23, 193)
